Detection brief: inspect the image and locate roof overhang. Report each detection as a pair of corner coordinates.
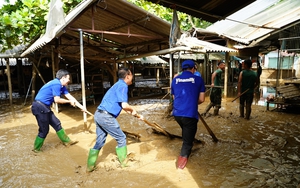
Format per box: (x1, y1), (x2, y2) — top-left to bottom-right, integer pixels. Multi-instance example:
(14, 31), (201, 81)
(146, 0), (256, 23)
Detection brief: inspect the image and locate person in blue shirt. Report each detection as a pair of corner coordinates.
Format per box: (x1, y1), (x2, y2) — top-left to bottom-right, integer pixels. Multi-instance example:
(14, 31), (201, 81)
(174, 63), (201, 78)
(31, 69), (84, 153)
(87, 67), (143, 172)
(171, 59), (206, 169)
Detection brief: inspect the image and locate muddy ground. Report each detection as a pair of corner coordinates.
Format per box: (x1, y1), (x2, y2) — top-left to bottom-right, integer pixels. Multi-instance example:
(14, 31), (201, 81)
(1, 96), (300, 188)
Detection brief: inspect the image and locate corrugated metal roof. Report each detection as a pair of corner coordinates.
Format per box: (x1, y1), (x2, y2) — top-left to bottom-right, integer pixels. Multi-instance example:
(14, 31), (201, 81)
(207, 0), (300, 45)
(21, 0), (172, 64)
(0, 58), (30, 66)
(21, 0), (240, 68)
(162, 52), (225, 60)
(0, 44), (27, 58)
(134, 56), (168, 64)
(176, 36), (237, 53)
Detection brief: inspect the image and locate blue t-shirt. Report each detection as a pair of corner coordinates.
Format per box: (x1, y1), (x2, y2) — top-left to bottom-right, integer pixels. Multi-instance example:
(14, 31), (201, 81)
(194, 71), (201, 77)
(35, 78), (68, 106)
(171, 71), (205, 119)
(97, 79), (128, 117)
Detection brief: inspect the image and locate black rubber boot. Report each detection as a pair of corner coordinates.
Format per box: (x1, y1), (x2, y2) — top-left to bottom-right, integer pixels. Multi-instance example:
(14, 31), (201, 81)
(239, 105), (244, 118)
(245, 104), (251, 120)
(203, 103), (213, 116)
(213, 107), (219, 115)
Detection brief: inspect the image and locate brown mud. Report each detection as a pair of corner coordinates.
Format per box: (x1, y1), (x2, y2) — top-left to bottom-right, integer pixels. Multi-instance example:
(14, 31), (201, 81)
(1, 96), (300, 188)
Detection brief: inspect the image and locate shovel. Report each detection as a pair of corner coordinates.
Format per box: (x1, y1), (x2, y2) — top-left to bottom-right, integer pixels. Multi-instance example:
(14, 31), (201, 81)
(198, 112), (219, 142)
(75, 102), (94, 116)
(231, 88), (250, 102)
(135, 114), (182, 139)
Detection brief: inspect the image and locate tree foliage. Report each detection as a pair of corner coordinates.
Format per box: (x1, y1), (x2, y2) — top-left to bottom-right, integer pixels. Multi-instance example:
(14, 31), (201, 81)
(0, 0), (81, 53)
(128, 0), (211, 31)
(0, 0), (211, 53)
(0, 0), (48, 52)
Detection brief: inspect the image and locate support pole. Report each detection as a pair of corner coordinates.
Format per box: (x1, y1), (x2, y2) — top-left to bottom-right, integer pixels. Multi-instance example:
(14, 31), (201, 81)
(224, 52), (230, 98)
(204, 53), (208, 84)
(169, 54), (173, 85)
(5, 58), (13, 105)
(79, 29), (87, 124)
(51, 46), (59, 113)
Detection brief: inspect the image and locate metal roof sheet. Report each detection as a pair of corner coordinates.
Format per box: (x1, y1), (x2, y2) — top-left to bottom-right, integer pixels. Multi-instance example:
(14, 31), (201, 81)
(176, 36), (237, 53)
(0, 44), (27, 58)
(21, 0), (239, 68)
(207, 0), (300, 44)
(21, 0), (172, 64)
(162, 52), (225, 60)
(134, 56), (168, 64)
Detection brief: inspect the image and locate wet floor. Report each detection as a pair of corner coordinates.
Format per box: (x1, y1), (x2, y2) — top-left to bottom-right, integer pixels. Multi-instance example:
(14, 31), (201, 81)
(0, 90), (300, 187)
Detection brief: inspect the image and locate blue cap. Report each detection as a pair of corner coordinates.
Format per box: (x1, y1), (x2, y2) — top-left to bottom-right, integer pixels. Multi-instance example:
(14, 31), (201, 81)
(181, 60), (195, 69)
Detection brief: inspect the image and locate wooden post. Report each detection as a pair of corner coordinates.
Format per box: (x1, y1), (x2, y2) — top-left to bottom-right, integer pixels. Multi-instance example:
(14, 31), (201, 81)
(224, 52), (230, 98)
(114, 60), (118, 83)
(51, 45), (56, 79)
(204, 53), (209, 84)
(1, 62), (7, 98)
(5, 58), (13, 105)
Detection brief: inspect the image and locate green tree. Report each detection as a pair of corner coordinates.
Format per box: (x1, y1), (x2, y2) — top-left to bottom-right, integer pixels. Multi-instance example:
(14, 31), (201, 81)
(0, 0), (211, 53)
(128, 0), (211, 31)
(0, 0), (81, 53)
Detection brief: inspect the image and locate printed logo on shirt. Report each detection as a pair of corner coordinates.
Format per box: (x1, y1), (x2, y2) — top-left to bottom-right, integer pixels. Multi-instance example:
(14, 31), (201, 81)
(175, 77), (195, 84)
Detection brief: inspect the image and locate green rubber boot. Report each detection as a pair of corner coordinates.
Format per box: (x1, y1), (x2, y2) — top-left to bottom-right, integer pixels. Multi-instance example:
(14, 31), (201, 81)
(116, 146), (128, 167)
(56, 129), (78, 146)
(33, 136), (45, 153)
(86, 148), (100, 172)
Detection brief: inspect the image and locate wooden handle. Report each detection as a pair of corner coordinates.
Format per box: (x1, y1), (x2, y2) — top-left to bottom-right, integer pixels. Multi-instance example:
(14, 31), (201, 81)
(198, 112), (218, 142)
(205, 85), (224, 88)
(75, 102), (94, 116)
(231, 88), (250, 102)
(135, 114), (171, 137)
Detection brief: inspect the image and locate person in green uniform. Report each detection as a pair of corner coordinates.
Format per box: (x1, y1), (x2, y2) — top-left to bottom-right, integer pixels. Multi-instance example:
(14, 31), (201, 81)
(238, 59), (258, 120)
(202, 61), (225, 116)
